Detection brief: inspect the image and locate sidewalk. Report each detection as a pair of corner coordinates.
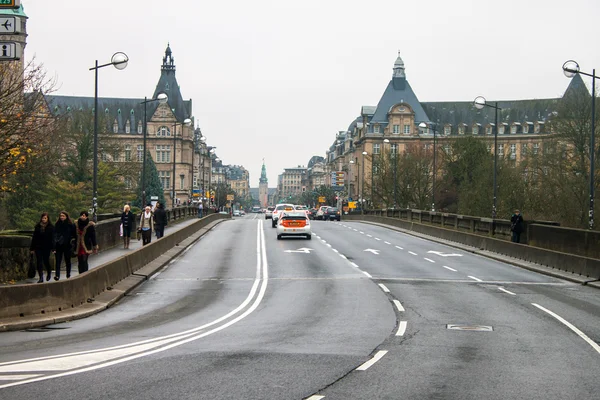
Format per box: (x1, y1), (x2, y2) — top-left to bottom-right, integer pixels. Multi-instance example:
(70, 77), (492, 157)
(5, 217), (201, 286)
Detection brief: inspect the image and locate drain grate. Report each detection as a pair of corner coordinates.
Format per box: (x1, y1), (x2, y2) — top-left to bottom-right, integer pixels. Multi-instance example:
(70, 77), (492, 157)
(447, 324), (493, 332)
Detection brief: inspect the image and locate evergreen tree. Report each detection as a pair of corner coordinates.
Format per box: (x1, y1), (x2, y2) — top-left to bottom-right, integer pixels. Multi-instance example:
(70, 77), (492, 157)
(135, 151), (165, 207)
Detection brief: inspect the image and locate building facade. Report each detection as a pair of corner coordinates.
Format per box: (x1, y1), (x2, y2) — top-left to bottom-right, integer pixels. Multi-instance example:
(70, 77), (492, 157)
(258, 161), (269, 207)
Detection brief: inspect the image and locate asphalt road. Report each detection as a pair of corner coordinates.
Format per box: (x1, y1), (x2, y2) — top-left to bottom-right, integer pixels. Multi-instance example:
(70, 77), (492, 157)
(0, 214), (598, 399)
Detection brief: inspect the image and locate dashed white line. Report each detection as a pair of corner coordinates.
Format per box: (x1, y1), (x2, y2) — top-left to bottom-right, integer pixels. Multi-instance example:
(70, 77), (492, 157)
(375, 238), (381, 241)
(443, 266), (457, 272)
(396, 321), (407, 336)
(408, 251), (417, 256)
(356, 350), (388, 371)
(367, 234), (373, 238)
(353, 229), (358, 231)
(350, 262), (360, 268)
(395, 246), (404, 250)
(424, 258), (435, 263)
(360, 231), (365, 234)
(378, 284), (390, 293)
(384, 241), (391, 245)
(339, 254), (347, 260)
(360, 270), (373, 278)
(306, 396), (325, 400)
(532, 303), (600, 355)
(326, 243), (332, 247)
(332, 249), (339, 253)
(468, 276), (483, 282)
(498, 287), (516, 295)
(393, 300), (405, 312)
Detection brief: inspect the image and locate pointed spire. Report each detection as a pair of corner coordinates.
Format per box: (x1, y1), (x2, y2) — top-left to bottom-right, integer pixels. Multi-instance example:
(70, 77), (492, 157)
(260, 160), (268, 183)
(393, 50), (406, 79)
(162, 42), (176, 72)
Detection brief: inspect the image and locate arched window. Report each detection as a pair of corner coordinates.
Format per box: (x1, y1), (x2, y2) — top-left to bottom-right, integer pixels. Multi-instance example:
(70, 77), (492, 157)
(125, 120), (130, 134)
(113, 120), (119, 133)
(137, 121), (143, 134)
(157, 126), (171, 137)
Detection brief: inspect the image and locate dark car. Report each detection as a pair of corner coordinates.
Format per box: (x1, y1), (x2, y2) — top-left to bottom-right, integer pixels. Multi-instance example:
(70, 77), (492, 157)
(308, 208), (318, 220)
(324, 207), (340, 221)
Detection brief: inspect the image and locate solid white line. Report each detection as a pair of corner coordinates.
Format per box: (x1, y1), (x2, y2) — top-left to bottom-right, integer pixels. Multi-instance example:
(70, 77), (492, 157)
(339, 254), (347, 259)
(384, 241), (391, 245)
(350, 262), (360, 268)
(396, 321), (407, 336)
(306, 396), (325, 400)
(498, 287), (516, 295)
(0, 374), (41, 381)
(395, 246), (403, 250)
(532, 303), (600, 355)
(443, 266), (457, 272)
(378, 284), (390, 293)
(356, 350), (388, 371)
(393, 300), (405, 312)
(361, 270), (372, 278)
(424, 258), (435, 263)
(408, 251), (417, 256)
(468, 276), (483, 282)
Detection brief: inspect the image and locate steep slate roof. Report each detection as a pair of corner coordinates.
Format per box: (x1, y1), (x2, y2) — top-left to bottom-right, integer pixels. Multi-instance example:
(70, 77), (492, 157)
(307, 155), (325, 169)
(43, 45), (192, 133)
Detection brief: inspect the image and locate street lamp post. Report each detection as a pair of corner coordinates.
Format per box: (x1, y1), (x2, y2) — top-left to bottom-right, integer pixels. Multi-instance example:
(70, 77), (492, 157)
(383, 138), (390, 207)
(89, 52), (129, 222)
(419, 122), (438, 212)
(172, 118), (192, 208)
(474, 96), (502, 219)
(563, 60), (597, 230)
(140, 93), (169, 208)
(361, 151), (367, 214)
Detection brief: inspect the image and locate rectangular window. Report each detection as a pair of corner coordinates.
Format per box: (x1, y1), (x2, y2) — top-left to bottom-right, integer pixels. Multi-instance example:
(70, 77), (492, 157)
(498, 144), (504, 155)
(522, 143), (528, 154)
(487, 144), (492, 152)
(523, 125), (529, 134)
(393, 124), (400, 134)
(124, 177), (132, 189)
(101, 152), (108, 162)
(373, 125), (380, 134)
(373, 143), (381, 155)
(180, 175), (184, 190)
(510, 144), (516, 154)
(533, 143), (540, 154)
(486, 126), (492, 135)
(444, 126), (451, 135)
(159, 171), (171, 189)
(125, 145), (131, 162)
(511, 125), (517, 134)
(534, 124), (540, 133)
(473, 126), (479, 135)
(403, 125), (410, 134)
(391, 144), (398, 155)
(458, 126), (465, 135)
(499, 126), (505, 135)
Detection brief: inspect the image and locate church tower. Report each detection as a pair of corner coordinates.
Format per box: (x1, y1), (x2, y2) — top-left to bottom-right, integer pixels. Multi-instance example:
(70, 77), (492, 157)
(258, 160), (268, 207)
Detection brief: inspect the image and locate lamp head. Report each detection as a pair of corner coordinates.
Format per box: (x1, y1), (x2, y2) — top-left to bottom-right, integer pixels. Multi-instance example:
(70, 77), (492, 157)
(383, 138), (390, 143)
(349, 160), (355, 164)
(562, 60), (579, 78)
(473, 96), (487, 110)
(418, 122), (428, 129)
(183, 118), (192, 126)
(111, 52), (129, 70)
(200, 136), (207, 143)
(362, 151), (368, 155)
(156, 93), (168, 104)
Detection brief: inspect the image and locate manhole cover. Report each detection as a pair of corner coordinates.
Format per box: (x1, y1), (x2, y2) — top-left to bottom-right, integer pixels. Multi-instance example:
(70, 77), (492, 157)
(447, 324), (493, 332)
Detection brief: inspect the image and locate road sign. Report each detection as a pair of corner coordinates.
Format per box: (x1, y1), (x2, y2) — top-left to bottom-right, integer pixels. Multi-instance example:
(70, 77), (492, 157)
(0, 42), (21, 60)
(0, 16), (19, 34)
(0, 0), (20, 8)
(348, 201), (357, 209)
(226, 194), (234, 201)
(318, 196), (326, 203)
(330, 171), (345, 188)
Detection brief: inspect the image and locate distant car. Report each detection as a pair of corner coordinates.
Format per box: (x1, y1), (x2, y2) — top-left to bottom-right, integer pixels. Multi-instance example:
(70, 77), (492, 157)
(265, 206), (275, 220)
(308, 208), (318, 220)
(316, 206), (329, 220)
(277, 211), (311, 240)
(272, 203), (295, 228)
(324, 207), (340, 221)
(233, 210), (241, 217)
(240, 210), (246, 216)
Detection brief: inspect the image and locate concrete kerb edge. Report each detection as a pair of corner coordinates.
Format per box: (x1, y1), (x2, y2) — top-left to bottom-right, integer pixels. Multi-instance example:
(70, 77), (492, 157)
(0, 218), (227, 332)
(350, 219), (595, 287)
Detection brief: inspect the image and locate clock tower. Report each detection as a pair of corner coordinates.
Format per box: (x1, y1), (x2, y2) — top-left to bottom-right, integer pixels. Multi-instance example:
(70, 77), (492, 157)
(258, 160), (269, 207)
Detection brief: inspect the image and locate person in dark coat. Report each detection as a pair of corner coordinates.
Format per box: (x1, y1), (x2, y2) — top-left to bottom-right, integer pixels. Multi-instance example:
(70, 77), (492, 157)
(53, 211), (76, 280)
(75, 211), (98, 274)
(153, 202), (168, 239)
(30, 212), (55, 283)
(139, 205), (154, 245)
(121, 204), (135, 249)
(510, 209), (524, 243)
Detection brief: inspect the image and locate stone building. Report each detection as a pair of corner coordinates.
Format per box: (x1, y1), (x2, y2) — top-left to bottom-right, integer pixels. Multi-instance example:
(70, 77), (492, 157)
(258, 161), (269, 207)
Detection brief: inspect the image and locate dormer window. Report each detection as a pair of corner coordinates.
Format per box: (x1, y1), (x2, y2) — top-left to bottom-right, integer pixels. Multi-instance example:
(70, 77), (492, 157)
(373, 125), (380, 134)
(113, 120), (118, 133)
(157, 126), (171, 137)
(472, 125), (479, 135)
(137, 121), (143, 134)
(458, 125), (465, 135)
(523, 124), (529, 134)
(486, 125), (492, 135)
(125, 121), (130, 134)
(499, 125), (505, 134)
(511, 124), (518, 134)
(444, 125), (451, 135)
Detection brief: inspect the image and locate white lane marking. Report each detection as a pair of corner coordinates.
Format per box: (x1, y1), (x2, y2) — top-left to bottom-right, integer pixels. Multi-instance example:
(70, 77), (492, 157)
(468, 276), (483, 282)
(395, 246), (403, 250)
(360, 231), (365, 234)
(0, 375), (41, 381)
(424, 258), (435, 263)
(353, 229), (358, 231)
(361, 270), (372, 278)
(0, 220), (270, 389)
(350, 262), (360, 268)
(367, 234), (373, 238)
(326, 243), (332, 247)
(378, 284), (390, 293)
(443, 266), (457, 272)
(498, 287), (516, 295)
(332, 249), (339, 253)
(375, 238), (381, 241)
(384, 241), (391, 245)
(339, 254), (347, 260)
(306, 396), (325, 400)
(393, 300), (405, 312)
(396, 321), (407, 336)
(356, 350), (388, 371)
(532, 303), (600, 355)
(408, 251), (417, 256)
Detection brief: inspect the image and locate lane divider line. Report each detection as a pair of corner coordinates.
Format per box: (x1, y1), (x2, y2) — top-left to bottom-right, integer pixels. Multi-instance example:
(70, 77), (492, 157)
(498, 287), (516, 295)
(306, 396), (325, 400)
(408, 251), (417, 256)
(384, 241), (391, 245)
(378, 284), (390, 293)
(393, 300), (405, 312)
(424, 258), (435, 263)
(395, 246), (403, 250)
(532, 303), (600, 355)
(356, 350), (388, 371)
(468, 276), (483, 282)
(443, 266), (457, 272)
(361, 270), (373, 278)
(396, 321), (407, 336)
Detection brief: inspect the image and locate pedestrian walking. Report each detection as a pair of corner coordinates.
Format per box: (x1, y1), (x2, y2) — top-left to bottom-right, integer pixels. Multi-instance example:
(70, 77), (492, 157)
(138, 205), (154, 245)
(76, 211), (98, 274)
(510, 209), (524, 243)
(53, 211), (76, 280)
(30, 212), (55, 283)
(121, 204), (135, 249)
(198, 201), (203, 218)
(154, 202), (167, 239)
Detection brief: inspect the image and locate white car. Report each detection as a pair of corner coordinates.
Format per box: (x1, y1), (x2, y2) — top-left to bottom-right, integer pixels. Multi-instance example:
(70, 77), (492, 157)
(271, 203), (295, 228)
(265, 206), (275, 220)
(277, 211), (311, 240)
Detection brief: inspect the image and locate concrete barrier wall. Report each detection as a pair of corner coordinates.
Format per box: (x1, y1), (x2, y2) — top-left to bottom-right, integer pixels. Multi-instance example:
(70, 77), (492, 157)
(345, 215), (600, 280)
(528, 224), (600, 260)
(0, 213), (228, 320)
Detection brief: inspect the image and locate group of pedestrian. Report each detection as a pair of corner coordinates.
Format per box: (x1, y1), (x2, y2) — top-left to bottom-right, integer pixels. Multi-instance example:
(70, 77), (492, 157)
(126, 202), (168, 247)
(30, 211), (98, 283)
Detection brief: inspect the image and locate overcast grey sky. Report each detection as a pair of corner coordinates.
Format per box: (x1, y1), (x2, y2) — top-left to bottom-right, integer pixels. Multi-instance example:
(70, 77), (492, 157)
(23, 0), (600, 187)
